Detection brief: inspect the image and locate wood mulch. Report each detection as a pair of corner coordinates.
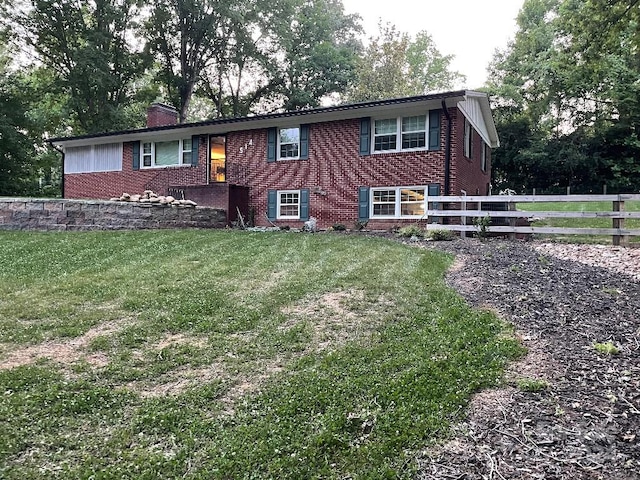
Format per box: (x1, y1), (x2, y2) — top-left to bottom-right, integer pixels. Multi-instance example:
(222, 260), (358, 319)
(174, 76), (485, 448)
(410, 238), (640, 479)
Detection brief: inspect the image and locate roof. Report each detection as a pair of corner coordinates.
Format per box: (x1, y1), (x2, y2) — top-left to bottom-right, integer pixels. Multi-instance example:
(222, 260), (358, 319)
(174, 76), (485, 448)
(50, 90), (499, 148)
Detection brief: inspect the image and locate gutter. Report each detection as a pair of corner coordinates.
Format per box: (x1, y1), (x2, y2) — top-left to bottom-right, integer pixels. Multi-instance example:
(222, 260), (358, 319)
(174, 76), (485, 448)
(49, 142), (65, 198)
(441, 99), (452, 196)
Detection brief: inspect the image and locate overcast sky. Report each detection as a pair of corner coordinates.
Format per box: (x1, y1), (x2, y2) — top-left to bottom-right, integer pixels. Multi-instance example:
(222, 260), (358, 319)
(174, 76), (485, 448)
(341, 0), (525, 89)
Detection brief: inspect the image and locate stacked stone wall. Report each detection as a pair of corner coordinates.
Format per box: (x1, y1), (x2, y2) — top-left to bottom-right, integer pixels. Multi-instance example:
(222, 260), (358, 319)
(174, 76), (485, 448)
(0, 198), (226, 231)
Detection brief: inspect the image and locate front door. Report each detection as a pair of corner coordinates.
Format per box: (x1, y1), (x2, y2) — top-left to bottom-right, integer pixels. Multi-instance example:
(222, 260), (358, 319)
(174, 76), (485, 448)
(209, 136), (226, 183)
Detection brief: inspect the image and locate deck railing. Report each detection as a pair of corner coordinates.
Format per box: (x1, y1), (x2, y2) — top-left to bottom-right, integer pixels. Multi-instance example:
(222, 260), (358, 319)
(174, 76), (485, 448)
(425, 194), (640, 246)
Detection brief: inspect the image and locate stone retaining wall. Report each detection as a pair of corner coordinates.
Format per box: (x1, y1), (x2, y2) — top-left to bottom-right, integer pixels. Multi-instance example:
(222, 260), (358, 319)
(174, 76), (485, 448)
(0, 198), (226, 231)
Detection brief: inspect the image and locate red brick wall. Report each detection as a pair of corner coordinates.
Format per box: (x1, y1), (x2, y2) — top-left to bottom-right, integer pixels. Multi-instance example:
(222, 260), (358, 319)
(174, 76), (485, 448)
(451, 114), (492, 196)
(146, 104), (178, 127)
(64, 138), (208, 200)
(226, 114), (450, 230)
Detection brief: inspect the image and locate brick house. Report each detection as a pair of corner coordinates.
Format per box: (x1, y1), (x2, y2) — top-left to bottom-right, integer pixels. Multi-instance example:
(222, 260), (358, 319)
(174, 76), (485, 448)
(51, 90), (499, 229)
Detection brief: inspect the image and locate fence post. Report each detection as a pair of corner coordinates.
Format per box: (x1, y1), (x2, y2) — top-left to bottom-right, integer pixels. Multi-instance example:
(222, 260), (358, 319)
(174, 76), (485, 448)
(613, 200), (628, 247)
(508, 200), (517, 240)
(461, 197), (467, 239)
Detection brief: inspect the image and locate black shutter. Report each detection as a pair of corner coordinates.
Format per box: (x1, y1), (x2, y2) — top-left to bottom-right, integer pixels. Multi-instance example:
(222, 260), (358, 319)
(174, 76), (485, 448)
(132, 141), (140, 170)
(300, 125), (309, 160)
(428, 110), (441, 150)
(267, 128), (277, 162)
(358, 186), (370, 220)
(191, 135), (199, 166)
(267, 190), (277, 220)
(300, 188), (310, 220)
(359, 118), (371, 156)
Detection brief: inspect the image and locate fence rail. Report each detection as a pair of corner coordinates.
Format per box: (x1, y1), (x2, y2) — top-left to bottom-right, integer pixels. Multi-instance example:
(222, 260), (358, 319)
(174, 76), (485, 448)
(424, 194), (640, 246)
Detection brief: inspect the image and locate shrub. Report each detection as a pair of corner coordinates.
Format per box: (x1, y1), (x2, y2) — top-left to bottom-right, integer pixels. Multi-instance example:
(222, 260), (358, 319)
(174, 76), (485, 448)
(397, 225), (424, 238)
(516, 377), (549, 392)
(426, 229), (455, 241)
(332, 223), (347, 231)
(593, 341), (620, 355)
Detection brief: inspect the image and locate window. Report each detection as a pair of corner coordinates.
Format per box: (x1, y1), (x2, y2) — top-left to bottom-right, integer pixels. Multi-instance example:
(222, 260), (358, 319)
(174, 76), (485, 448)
(481, 143), (488, 172)
(371, 186), (426, 218)
(277, 190), (301, 219)
(463, 118), (473, 158)
(141, 139), (192, 168)
(65, 143), (123, 173)
(373, 115), (427, 152)
(278, 128), (300, 159)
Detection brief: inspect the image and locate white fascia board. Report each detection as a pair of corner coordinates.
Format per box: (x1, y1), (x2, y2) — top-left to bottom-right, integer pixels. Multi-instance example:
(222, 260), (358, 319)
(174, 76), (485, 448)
(459, 91), (500, 148)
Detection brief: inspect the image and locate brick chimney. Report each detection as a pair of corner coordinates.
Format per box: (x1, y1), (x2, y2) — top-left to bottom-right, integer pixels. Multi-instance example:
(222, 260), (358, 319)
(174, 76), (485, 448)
(146, 103), (179, 127)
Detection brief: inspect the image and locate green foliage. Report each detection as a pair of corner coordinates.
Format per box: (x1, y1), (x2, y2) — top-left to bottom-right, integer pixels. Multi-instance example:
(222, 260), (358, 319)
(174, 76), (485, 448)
(0, 231), (522, 478)
(16, 0), (152, 134)
(347, 22), (464, 102)
(426, 229), (455, 241)
(332, 223), (347, 231)
(397, 225), (424, 238)
(473, 215), (491, 240)
(516, 377), (549, 392)
(593, 341), (620, 355)
(488, 0), (640, 194)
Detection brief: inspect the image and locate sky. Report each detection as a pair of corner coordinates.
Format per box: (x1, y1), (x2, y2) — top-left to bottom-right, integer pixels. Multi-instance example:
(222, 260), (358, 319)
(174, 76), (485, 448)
(341, 0), (525, 89)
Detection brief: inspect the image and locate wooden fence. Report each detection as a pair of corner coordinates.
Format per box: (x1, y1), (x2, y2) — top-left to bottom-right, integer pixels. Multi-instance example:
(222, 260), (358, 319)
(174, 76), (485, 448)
(425, 194), (640, 246)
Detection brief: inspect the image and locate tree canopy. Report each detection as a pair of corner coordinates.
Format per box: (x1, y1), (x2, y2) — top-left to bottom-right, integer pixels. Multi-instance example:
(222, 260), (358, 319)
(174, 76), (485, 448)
(347, 23), (464, 102)
(488, 0), (640, 193)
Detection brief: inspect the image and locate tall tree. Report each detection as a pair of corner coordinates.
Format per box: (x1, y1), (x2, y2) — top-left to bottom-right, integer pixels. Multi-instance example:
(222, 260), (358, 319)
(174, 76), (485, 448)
(347, 23), (464, 103)
(15, 0), (151, 134)
(149, 0), (362, 120)
(488, 0), (640, 193)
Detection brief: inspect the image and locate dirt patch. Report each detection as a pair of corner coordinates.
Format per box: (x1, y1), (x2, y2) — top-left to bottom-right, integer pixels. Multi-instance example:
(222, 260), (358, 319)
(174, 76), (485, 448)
(0, 319), (132, 370)
(281, 289), (391, 352)
(152, 333), (208, 351)
(126, 364), (225, 399)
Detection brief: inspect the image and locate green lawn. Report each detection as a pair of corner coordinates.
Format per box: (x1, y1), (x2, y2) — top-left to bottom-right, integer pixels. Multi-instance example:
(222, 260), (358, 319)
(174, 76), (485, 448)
(517, 200), (640, 243)
(0, 231), (521, 479)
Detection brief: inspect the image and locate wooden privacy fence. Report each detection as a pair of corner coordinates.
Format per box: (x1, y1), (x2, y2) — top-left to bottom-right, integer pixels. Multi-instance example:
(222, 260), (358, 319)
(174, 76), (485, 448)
(425, 194), (640, 246)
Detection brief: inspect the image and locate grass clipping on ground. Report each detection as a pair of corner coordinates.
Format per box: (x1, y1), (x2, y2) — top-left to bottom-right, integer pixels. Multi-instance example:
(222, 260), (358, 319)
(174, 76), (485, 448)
(0, 230), (522, 479)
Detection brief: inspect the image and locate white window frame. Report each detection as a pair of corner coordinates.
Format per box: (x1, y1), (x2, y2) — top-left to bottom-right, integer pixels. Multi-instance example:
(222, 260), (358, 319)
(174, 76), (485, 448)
(370, 186), (428, 219)
(463, 118), (473, 159)
(277, 190), (301, 220)
(372, 115), (428, 153)
(140, 138), (192, 169)
(277, 127), (300, 160)
(481, 143), (488, 172)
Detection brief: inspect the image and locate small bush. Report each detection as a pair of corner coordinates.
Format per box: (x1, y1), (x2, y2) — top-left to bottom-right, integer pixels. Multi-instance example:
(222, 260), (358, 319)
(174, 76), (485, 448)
(426, 229), (455, 241)
(397, 225), (424, 238)
(332, 223), (347, 231)
(516, 377), (549, 392)
(593, 341), (620, 355)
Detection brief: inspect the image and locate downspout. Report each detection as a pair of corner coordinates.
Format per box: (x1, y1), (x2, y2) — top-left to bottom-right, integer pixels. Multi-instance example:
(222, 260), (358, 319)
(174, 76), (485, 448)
(441, 99), (452, 196)
(49, 142), (65, 198)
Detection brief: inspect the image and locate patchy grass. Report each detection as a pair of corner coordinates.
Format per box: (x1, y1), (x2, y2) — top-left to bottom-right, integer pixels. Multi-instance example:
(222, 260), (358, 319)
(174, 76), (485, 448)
(518, 200), (640, 244)
(593, 341), (620, 355)
(0, 230), (522, 479)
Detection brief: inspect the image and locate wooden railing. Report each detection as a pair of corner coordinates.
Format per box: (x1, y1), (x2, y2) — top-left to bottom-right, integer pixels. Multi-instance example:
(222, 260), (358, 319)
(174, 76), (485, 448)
(425, 194), (640, 246)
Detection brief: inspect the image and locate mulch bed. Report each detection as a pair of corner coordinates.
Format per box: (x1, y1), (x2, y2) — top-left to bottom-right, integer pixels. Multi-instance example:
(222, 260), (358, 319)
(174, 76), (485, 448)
(411, 239), (640, 479)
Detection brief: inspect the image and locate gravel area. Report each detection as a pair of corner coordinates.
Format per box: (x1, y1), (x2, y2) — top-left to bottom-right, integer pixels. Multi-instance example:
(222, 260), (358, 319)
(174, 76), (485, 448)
(415, 239), (640, 479)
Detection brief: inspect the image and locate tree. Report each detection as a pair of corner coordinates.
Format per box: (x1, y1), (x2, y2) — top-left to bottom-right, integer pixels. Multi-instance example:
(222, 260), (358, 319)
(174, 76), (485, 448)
(15, 0), (151, 134)
(149, 0), (362, 120)
(487, 0), (640, 193)
(347, 23), (465, 103)
(0, 58), (35, 195)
